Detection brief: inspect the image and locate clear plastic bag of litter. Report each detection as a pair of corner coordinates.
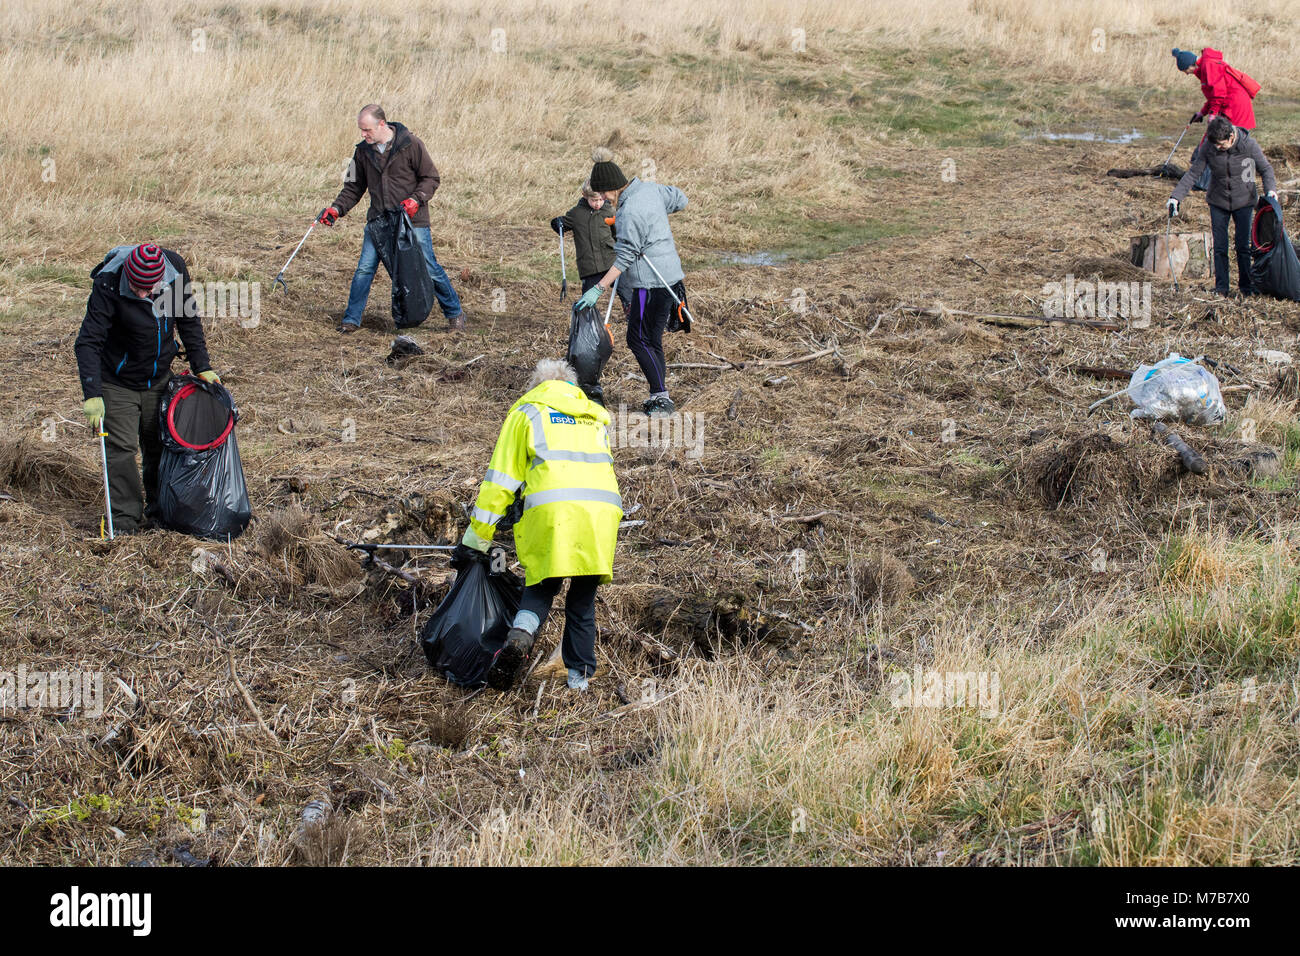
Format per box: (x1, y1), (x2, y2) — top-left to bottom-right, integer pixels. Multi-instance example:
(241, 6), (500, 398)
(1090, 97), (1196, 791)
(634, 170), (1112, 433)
(1127, 354), (1226, 425)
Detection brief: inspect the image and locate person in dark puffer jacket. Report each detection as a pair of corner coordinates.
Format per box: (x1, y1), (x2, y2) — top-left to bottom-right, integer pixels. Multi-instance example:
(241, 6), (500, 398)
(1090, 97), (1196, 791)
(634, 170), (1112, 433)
(74, 243), (221, 533)
(1169, 116), (1278, 297)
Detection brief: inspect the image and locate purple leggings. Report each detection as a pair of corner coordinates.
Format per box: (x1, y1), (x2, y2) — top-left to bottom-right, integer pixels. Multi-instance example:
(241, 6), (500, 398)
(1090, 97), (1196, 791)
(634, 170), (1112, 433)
(626, 286), (673, 394)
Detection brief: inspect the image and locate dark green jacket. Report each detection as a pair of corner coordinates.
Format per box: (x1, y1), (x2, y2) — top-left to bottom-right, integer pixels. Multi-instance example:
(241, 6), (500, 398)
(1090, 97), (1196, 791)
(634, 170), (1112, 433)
(552, 198), (617, 277)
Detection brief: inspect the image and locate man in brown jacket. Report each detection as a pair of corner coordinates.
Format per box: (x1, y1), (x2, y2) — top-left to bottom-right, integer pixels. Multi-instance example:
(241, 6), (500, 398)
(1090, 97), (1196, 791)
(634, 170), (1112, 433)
(319, 104), (466, 331)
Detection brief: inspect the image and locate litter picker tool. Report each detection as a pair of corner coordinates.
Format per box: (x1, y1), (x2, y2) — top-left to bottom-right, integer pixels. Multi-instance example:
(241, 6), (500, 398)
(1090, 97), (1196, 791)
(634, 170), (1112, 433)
(273, 210), (325, 293)
(1161, 123), (1191, 171)
(604, 276), (619, 326)
(96, 417), (114, 540)
(558, 223), (568, 300)
(638, 253), (695, 327)
(1167, 205), (1179, 292)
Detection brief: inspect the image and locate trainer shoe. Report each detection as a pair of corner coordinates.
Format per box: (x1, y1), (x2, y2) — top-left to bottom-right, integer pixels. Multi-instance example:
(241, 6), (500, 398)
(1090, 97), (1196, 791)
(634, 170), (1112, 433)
(642, 395), (675, 417)
(566, 668), (589, 692)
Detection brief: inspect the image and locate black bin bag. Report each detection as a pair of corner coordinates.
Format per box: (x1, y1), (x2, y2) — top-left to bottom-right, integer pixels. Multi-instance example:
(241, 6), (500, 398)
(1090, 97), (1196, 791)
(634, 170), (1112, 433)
(565, 302), (613, 405)
(156, 375), (252, 540)
(421, 552), (523, 687)
(1250, 195), (1300, 302)
(365, 208), (436, 328)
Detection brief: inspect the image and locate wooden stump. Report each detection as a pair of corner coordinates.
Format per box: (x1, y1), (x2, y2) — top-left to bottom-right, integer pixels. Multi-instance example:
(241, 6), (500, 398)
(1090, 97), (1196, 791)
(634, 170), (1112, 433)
(1130, 231), (1212, 280)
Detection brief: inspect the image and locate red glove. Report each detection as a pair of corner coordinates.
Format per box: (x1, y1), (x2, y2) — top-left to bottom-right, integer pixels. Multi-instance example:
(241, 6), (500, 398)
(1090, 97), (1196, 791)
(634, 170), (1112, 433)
(318, 207), (339, 226)
(401, 198), (419, 218)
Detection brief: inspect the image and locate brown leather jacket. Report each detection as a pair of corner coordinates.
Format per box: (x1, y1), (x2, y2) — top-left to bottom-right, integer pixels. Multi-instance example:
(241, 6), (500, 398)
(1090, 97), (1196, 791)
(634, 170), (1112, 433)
(332, 122), (441, 228)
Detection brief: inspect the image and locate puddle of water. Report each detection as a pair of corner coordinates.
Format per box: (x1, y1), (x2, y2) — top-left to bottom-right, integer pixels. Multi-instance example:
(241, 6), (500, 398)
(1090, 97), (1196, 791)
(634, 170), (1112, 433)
(717, 250), (791, 266)
(1027, 128), (1144, 144)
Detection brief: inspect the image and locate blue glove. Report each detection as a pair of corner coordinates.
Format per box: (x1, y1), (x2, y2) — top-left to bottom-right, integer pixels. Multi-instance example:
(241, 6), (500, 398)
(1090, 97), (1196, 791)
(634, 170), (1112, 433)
(577, 285), (605, 310)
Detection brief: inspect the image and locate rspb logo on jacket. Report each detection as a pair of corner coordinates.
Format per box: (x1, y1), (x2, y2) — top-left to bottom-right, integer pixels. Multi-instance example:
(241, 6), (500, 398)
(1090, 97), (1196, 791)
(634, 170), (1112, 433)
(549, 413), (576, 425)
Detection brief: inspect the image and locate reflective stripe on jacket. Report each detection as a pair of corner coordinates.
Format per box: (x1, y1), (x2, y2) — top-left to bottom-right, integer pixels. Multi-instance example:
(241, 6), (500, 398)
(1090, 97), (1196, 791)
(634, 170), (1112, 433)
(470, 380), (621, 585)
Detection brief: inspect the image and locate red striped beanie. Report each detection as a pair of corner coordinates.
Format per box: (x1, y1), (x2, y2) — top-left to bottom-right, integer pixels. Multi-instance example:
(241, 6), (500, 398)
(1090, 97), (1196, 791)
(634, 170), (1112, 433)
(124, 243), (166, 291)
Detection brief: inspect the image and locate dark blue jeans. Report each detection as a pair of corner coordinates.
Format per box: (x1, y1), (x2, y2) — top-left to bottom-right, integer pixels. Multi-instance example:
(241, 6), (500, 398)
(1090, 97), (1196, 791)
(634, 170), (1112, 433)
(1209, 203), (1254, 295)
(343, 225), (462, 326)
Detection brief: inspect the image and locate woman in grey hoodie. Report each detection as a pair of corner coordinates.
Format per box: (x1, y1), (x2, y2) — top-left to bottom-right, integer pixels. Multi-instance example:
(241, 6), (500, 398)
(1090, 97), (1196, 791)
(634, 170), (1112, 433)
(576, 148), (688, 417)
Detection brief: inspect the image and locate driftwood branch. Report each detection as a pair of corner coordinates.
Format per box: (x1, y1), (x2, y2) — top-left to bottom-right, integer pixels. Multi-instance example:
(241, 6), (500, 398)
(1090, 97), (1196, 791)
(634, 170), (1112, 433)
(754, 346), (836, 367)
(1106, 164), (1186, 180)
(668, 345), (836, 370)
(1065, 364), (1130, 381)
(898, 305), (1120, 332)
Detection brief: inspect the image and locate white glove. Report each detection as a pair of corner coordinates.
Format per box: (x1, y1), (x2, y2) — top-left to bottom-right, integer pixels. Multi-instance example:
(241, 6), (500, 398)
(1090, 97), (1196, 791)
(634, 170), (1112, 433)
(1166, 198), (1179, 217)
(1267, 190), (1279, 201)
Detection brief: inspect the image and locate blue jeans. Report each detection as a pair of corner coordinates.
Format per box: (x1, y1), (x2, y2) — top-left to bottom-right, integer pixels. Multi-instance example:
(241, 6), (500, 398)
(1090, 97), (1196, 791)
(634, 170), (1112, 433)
(1209, 203), (1254, 295)
(342, 225), (462, 326)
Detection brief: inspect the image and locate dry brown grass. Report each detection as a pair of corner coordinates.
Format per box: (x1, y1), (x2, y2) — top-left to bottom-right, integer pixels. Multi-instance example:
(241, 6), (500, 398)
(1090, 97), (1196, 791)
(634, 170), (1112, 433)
(2, 0), (1300, 867)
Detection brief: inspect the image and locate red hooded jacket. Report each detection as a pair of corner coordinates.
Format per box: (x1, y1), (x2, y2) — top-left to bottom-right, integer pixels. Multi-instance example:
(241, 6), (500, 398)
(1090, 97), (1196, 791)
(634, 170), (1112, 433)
(1196, 48), (1256, 129)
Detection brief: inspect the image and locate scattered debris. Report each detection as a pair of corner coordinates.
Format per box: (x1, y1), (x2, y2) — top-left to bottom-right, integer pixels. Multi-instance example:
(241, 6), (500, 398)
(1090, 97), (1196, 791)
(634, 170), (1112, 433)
(387, 335), (425, 365)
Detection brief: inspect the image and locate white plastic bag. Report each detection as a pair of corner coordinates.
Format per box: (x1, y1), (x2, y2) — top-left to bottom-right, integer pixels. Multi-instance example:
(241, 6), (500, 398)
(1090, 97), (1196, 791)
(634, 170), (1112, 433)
(1127, 353), (1226, 425)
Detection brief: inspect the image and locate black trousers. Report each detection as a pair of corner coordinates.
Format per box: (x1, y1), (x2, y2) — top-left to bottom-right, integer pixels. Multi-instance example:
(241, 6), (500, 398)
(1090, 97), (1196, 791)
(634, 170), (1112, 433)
(100, 375), (170, 531)
(520, 575), (601, 677)
(1209, 203), (1254, 294)
(626, 286), (673, 394)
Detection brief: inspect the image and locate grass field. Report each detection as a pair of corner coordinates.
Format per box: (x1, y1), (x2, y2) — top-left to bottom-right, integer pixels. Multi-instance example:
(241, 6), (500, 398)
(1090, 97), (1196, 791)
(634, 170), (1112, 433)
(2, 0), (1299, 866)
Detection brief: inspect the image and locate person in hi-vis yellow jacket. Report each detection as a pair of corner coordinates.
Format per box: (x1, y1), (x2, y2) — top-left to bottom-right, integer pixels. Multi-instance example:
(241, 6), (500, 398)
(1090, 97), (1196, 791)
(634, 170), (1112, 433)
(461, 359), (622, 690)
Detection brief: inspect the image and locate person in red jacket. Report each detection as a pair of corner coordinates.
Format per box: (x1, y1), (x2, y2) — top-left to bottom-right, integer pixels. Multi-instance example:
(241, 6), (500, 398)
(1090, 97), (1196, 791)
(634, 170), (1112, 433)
(1173, 47), (1257, 130)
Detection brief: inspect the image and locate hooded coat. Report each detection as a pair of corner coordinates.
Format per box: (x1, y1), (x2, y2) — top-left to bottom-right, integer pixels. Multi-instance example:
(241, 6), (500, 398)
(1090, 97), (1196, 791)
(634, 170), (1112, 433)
(468, 380), (621, 585)
(1194, 48), (1257, 129)
(75, 246), (212, 399)
(553, 198), (617, 277)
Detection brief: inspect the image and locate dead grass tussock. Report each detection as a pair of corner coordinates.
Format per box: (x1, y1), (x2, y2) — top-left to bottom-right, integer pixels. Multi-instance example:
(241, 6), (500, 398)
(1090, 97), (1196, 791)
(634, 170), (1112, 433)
(1157, 527), (1255, 591)
(0, 435), (101, 501)
(255, 503), (360, 590)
